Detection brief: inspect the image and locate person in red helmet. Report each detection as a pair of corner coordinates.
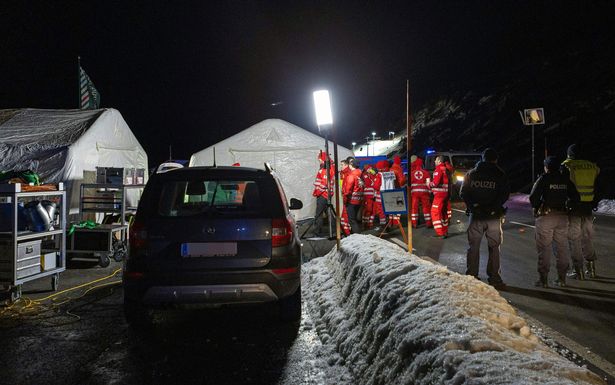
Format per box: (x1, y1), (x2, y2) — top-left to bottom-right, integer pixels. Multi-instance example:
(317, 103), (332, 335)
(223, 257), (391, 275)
(361, 164), (376, 229)
(410, 155), (432, 228)
(390, 155), (406, 188)
(429, 155), (450, 238)
(342, 157), (364, 233)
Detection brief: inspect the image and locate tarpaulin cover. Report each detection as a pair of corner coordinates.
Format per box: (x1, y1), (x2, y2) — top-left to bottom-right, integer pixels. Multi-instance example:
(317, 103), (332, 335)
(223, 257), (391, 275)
(189, 119), (353, 221)
(0, 108), (148, 213)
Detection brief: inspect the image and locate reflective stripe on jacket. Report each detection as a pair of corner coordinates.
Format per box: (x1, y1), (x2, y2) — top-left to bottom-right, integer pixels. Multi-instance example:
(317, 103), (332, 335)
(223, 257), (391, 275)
(561, 159), (599, 202)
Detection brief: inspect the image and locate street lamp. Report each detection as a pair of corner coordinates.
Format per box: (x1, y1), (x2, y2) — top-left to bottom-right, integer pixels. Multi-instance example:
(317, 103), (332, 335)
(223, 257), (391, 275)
(389, 131), (395, 140)
(314, 90), (333, 126)
(312, 89), (340, 245)
(351, 142), (356, 152)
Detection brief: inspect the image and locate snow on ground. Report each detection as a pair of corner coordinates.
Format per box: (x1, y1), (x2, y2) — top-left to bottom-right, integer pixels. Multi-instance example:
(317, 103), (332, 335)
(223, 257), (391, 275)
(507, 193), (615, 216)
(302, 234), (605, 385)
(596, 199), (615, 215)
(506, 193), (530, 204)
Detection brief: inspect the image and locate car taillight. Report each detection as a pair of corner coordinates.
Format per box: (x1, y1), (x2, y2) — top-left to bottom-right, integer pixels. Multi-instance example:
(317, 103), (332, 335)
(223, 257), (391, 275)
(129, 220), (147, 252)
(272, 218), (292, 247)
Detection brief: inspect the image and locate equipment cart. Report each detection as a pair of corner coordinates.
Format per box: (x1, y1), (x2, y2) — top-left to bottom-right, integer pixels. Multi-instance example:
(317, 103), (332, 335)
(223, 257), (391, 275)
(0, 183), (67, 303)
(67, 183), (144, 267)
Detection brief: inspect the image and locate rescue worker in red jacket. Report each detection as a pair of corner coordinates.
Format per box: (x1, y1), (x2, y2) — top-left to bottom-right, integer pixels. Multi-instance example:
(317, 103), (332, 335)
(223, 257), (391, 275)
(372, 160), (387, 228)
(429, 155), (450, 238)
(342, 157), (364, 233)
(410, 155), (432, 228)
(312, 150), (334, 235)
(442, 160), (454, 226)
(361, 164), (376, 229)
(390, 155), (407, 188)
(339, 159), (352, 235)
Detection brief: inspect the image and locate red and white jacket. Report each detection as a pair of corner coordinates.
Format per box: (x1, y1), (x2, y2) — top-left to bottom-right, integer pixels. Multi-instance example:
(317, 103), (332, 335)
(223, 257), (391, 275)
(410, 159), (431, 194)
(362, 170), (376, 200)
(343, 168), (364, 205)
(312, 166), (334, 199)
(429, 163), (450, 197)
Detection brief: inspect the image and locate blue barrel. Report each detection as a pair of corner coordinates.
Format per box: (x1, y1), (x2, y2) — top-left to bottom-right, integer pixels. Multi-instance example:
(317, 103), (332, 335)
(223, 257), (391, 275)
(23, 201), (51, 232)
(0, 202), (28, 231)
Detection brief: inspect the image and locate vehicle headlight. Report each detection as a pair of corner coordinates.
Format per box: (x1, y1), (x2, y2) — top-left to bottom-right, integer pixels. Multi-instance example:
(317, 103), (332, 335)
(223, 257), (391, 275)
(455, 175), (464, 183)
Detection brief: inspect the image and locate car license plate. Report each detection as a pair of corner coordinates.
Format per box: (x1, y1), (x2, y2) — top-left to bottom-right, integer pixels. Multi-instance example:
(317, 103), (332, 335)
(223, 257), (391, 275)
(181, 242), (237, 257)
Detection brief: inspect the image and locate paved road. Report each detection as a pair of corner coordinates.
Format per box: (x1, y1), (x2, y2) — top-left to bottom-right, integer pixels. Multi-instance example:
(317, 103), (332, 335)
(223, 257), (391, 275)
(391, 197), (615, 371)
(0, 260), (334, 385)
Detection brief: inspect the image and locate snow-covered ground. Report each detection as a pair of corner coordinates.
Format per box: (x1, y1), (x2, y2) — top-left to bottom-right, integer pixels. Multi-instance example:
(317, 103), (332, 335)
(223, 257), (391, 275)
(596, 199), (615, 215)
(507, 193), (615, 216)
(302, 235), (605, 385)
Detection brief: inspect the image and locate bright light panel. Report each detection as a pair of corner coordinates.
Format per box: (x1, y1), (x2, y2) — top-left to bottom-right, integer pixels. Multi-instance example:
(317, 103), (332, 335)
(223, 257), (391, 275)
(313, 90), (333, 126)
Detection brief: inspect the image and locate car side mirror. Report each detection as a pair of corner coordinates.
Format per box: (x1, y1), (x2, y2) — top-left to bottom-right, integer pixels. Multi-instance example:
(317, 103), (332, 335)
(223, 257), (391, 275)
(289, 198), (303, 210)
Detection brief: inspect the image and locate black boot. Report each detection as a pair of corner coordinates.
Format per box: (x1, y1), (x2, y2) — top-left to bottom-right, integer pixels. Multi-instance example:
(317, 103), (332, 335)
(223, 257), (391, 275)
(586, 261), (596, 278)
(555, 273), (566, 287)
(574, 266), (585, 281)
(535, 273), (548, 288)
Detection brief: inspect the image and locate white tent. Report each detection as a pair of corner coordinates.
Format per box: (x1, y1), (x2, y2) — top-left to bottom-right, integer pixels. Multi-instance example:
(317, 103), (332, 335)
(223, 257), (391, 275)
(0, 108), (148, 214)
(189, 119), (354, 221)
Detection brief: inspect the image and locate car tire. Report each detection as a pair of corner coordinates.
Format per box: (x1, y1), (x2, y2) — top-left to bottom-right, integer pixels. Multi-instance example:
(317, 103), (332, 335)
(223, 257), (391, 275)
(279, 286), (301, 322)
(123, 299), (151, 329)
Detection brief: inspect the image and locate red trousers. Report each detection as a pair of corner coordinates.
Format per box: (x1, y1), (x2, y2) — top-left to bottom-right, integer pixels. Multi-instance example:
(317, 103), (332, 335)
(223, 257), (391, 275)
(362, 198), (374, 229)
(340, 205), (351, 235)
(431, 194), (450, 236)
(373, 200), (386, 226)
(411, 193), (432, 227)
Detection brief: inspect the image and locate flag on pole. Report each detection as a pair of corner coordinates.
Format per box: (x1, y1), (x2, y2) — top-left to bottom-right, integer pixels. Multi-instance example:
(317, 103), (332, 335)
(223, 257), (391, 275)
(79, 65), (100, 109)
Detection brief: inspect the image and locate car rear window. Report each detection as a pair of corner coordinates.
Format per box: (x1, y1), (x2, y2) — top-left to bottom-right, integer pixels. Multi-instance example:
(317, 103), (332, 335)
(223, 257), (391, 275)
(157, 179), (270, 217)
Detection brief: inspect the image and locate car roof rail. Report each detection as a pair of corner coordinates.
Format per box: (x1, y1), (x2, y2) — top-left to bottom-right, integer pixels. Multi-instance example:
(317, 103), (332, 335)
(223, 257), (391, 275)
(264, 162), (274, 173)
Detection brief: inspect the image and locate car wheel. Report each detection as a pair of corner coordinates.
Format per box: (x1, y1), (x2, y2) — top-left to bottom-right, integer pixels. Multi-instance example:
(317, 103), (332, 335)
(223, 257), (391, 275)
(279, 286), (301, 322)
(123, 299), (151, 329)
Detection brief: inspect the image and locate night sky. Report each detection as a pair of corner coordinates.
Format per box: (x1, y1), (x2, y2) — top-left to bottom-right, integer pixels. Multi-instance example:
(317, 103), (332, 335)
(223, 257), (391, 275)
(1, 1), (613, 166)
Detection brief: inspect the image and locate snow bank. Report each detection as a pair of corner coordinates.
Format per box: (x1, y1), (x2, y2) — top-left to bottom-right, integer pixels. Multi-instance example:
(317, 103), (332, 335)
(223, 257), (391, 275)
(303, 235), (604, 385)
(596, 199), (615, 216)
(506, 193), (530, 204)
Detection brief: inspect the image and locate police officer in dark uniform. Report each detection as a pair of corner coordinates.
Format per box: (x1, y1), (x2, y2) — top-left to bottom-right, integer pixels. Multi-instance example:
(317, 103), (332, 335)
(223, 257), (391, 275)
(530, 156), (580, 287)
(460, 148), (510, 289)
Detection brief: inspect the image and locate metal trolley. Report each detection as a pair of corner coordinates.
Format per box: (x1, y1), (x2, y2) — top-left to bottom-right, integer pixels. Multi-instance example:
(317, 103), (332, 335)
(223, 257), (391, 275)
(67, 183), (143, 267)
(0, 183), (67, 302)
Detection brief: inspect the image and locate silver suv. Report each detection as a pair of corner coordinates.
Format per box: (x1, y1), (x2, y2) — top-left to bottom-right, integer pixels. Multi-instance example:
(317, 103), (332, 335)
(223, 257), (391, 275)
(123, 166), (303, 326)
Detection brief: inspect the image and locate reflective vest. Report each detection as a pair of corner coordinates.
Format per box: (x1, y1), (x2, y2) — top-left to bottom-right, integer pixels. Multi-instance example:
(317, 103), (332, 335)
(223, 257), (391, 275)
(380, 171), (396, 191)
(561, 158), (599, 202)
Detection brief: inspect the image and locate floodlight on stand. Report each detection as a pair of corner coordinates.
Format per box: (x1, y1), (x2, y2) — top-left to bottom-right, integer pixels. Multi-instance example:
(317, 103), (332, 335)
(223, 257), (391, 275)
(313, 90), (333, 128)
